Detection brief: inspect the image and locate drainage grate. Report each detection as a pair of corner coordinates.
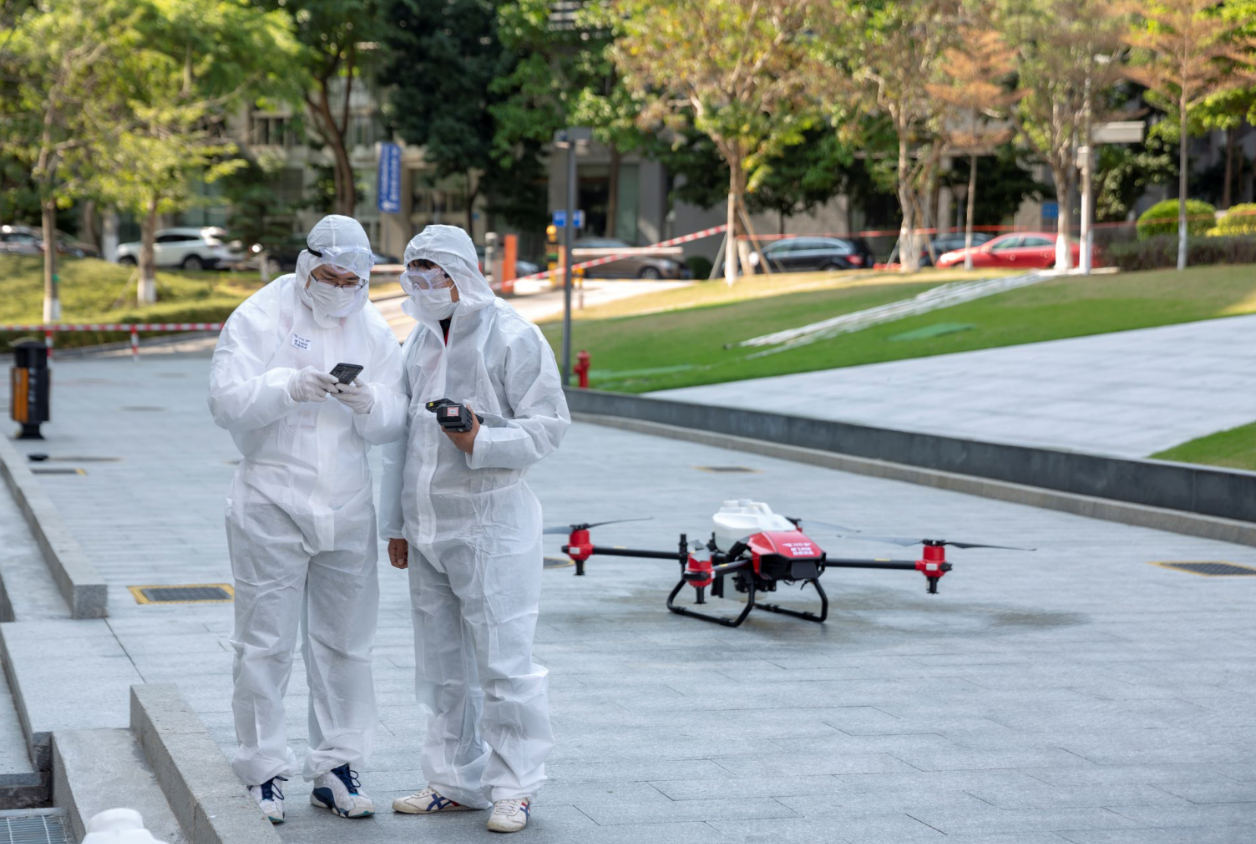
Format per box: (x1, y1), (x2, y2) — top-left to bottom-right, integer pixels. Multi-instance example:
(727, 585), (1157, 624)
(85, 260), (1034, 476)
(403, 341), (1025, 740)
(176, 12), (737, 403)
(1151, 561), (1256, 577)
(694, 466), (761, 474)
(0, 810), (71, 844)
(544, 556), (574, 569)
(129, 584), (235, 604)
(29, 468), (84, 476)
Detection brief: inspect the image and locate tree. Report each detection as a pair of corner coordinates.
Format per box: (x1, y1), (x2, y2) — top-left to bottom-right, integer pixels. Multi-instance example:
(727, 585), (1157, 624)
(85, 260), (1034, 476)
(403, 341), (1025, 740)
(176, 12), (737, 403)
(382, 0), (506, 232)
(928, 23), (1020, 269)
(1, 0), (137, 321)
(824, 0), (962, 273)
(92, 0), (296, 304)
(608, 0), (819, 285)
(268, 0), (383, 217)
(745, 127), (854, 233)
(997, 0), (1127, 270)
(1125, 0), (1256, 269)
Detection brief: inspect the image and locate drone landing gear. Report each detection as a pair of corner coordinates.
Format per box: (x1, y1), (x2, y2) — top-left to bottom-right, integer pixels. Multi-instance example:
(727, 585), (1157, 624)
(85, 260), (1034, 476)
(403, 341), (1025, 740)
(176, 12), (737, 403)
(754, 578), (828, 623)
(666, 576), (756, 627)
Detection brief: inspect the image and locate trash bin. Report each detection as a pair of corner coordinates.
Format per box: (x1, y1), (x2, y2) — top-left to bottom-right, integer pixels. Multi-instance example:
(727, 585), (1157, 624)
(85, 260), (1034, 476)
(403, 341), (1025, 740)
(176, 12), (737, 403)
(10, 339), (50, 440)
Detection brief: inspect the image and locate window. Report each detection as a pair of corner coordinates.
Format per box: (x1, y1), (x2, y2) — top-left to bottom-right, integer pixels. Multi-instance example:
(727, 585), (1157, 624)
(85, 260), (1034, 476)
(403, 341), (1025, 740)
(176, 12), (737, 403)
(990, 237), (1022, 252)
(251, 114), (298, 148)
(1020, 236), (1053, 247)
(351, 113), (380, 148)
(156, 233), (190, 244)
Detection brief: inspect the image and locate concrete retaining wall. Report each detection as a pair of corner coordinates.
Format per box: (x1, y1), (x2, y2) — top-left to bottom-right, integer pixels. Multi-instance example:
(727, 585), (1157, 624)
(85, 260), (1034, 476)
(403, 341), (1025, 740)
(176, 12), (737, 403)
(0, 435), (107, 618)
(566, 389), (1256, 533)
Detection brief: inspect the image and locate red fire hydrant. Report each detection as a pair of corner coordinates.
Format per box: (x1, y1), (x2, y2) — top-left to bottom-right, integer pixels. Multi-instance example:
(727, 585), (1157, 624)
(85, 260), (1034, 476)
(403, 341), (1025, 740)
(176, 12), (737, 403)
(574, 350), (591, 389)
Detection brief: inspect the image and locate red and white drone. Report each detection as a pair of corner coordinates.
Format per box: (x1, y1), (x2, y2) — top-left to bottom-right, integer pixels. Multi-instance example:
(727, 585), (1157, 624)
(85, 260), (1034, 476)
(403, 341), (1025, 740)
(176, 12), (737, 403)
(549, 500), (1032, 628)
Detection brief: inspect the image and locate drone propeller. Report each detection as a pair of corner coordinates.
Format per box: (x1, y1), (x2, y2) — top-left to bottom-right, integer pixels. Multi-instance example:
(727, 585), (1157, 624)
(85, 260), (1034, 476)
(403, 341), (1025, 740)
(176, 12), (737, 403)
(542, 517), (654, 535)
(793, 518), (861, 534)
(842, 534), (1035, 551)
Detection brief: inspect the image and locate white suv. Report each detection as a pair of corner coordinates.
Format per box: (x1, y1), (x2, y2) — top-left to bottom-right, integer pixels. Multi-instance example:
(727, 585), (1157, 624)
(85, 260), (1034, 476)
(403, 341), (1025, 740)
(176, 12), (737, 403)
(116, 227), (244, 270)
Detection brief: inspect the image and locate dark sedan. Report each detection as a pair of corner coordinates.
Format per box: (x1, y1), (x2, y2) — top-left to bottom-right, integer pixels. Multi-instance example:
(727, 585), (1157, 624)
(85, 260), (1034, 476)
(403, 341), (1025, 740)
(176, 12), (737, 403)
(751, 236), (876, 273)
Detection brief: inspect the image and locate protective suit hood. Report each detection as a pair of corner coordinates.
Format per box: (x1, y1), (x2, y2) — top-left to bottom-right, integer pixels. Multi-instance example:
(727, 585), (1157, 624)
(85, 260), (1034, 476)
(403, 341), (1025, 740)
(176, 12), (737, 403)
(403, 226), (495, 316)
(296, 215), (375, 327)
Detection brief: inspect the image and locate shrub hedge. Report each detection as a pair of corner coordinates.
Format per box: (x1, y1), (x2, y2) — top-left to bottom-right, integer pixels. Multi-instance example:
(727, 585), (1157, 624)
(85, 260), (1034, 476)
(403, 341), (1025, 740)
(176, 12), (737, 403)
(1107, 234), (1256, 272)
(1136, 199), (1217, 240)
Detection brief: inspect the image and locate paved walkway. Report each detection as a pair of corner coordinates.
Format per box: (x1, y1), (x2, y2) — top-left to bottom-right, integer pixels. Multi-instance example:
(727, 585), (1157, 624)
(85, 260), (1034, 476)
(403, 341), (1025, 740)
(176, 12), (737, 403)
(3, 352), (1256, 842)
(653, 314), (1256, 458)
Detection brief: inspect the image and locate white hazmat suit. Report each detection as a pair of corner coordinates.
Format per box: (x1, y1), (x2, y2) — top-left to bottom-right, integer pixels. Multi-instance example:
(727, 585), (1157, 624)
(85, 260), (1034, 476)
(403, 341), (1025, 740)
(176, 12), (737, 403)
(380, 225), (569, 807)
(208, 215), (406, 787)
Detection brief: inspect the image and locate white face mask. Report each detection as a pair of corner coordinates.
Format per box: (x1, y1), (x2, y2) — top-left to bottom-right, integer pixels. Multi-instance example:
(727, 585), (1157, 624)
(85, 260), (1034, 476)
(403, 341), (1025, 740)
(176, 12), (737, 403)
(414, 286), (457, 320)
(305, 279), (362, 324)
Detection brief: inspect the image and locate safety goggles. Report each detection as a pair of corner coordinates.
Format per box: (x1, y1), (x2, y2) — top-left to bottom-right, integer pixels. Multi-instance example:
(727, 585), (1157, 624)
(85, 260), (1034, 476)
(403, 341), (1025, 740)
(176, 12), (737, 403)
(400, 266), (453, 294)
(307, 245), (375, 283)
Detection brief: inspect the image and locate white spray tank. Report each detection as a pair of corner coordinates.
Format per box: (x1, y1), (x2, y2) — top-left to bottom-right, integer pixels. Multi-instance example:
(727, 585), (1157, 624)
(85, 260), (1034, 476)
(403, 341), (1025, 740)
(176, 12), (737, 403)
(712, 500), (796, 551)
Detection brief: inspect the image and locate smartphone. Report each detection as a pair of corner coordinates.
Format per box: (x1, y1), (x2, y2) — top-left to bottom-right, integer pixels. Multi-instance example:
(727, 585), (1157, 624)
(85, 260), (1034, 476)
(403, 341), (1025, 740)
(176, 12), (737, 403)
(329, 362), (364, 385)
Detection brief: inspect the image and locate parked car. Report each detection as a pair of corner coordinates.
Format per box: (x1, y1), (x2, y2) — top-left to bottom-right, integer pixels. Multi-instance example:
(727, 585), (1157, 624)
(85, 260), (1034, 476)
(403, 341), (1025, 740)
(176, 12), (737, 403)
(116, 227), (245, 270)
(474, 244), (539, 279)
(570, 237), (686, 279)
(934, 232), (1098, 270)
(882, 232), (996, 268)
(0, 224), (100, 258)
(751, 236), (876, 273)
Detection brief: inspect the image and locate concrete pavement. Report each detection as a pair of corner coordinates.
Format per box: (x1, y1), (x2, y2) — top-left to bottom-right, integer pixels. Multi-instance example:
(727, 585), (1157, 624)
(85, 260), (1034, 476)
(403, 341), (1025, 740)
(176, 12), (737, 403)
(653, 314), (1256, 458)
(2, 351), (1256, 842)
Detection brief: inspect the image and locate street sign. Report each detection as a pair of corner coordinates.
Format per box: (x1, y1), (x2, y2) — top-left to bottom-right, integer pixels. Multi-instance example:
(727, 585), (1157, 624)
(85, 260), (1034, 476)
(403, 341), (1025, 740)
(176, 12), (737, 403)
(377, 142), (402, 214)
(1093, 121), (1145, 145)
(552, 209), (584, 229)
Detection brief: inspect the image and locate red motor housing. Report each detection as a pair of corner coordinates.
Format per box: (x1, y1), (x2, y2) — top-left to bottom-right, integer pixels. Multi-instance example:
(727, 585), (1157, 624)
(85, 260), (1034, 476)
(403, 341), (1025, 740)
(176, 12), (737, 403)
(683, 555), (713, 588)
(566, 528), (593, 562)
(915, 544), (947, 583)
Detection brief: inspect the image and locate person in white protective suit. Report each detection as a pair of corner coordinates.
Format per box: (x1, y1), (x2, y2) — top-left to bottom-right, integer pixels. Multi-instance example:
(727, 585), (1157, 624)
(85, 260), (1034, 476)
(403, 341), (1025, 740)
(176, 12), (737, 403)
(380, 225), (569, 834)
(207, 215), (406, 824)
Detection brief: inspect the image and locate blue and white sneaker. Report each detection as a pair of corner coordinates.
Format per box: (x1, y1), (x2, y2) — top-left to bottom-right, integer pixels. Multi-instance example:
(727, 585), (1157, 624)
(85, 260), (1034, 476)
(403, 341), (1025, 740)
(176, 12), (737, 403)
(310, 764), (374, 818)
(392, 786), (473, 814)
(487, 797), (530, 833)
(248, 776), (286, 823)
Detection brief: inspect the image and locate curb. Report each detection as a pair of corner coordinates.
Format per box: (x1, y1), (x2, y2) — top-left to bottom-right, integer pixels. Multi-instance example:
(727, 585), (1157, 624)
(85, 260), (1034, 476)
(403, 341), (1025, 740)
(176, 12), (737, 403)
(0, 435), (107, 618)
(574, 412), (1256, 547)
(131, 685), (281, 844)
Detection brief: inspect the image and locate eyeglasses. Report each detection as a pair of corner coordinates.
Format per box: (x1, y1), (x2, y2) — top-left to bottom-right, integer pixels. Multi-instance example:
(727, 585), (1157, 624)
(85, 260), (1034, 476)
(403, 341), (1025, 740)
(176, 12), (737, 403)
(311, 272), (366, 290)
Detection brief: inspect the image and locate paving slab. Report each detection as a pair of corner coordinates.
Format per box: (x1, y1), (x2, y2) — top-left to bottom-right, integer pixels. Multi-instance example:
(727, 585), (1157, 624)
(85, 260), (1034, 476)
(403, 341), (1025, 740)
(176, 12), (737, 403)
(651, 313), (1256, 457)
(0, 351), (1253, 842)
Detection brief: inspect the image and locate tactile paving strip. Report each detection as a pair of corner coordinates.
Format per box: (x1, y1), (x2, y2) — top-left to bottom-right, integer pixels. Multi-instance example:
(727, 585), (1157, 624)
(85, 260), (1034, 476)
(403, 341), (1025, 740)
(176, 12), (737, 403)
(129, 584), (235, 604)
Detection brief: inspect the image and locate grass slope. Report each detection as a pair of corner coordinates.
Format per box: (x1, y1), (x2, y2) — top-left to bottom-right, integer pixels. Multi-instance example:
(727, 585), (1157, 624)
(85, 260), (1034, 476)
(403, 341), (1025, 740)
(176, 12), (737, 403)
(1152, 422), (1256, 472)
(544, 264), (1256, 393)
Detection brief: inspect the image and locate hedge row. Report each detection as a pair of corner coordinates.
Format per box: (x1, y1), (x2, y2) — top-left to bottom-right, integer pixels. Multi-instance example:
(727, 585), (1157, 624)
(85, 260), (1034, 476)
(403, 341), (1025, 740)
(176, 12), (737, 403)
(1106, 235), (1256, 272)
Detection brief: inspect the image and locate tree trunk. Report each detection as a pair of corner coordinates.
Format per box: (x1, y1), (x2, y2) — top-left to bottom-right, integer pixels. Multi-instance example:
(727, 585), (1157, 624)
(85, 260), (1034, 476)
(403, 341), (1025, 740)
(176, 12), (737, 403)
(1178, 105), (1188, 271)
(332, 135), (356, 217)
(41, 200), (59, 323)
(724, 156), (741, 286)
(138, 196), (159, 305)
(897, 134), (919, 272)
(1050, 163), (1073, 271)
(102, 208), (119, 263)
(964, 153), (977, 271)
(1223, 127), (1236, 209)
(605, 144), (620, 238)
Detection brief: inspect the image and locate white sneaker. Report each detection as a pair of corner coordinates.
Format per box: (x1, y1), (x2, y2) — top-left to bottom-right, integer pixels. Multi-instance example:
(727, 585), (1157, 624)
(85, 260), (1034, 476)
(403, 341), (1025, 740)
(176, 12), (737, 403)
(310, 764), (374, 818)
(248, 777), (286, 824)
(487, 798), (531, 833)
(392, 786), (474, 814)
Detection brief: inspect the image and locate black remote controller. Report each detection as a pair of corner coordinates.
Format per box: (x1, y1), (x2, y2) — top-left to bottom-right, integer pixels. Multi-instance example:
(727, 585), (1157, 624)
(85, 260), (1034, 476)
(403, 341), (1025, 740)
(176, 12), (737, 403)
(425, 398), (485, 433)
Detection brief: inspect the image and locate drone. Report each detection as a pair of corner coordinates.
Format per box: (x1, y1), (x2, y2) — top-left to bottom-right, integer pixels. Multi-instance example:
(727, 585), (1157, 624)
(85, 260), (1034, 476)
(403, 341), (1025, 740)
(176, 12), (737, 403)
(547, 500), (1032, 628)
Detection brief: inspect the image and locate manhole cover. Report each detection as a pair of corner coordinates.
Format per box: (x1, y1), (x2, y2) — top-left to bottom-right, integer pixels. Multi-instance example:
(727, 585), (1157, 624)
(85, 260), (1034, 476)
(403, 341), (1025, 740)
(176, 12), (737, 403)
(121, 406), (166, 412)
(694, 466), (761, 473)
(30, 468), (84, 476)
(544, 556), (574, 569)
(0, 810), (71, 844)
(1150, 561), (1256, 577)
(129, 584), (235, 604)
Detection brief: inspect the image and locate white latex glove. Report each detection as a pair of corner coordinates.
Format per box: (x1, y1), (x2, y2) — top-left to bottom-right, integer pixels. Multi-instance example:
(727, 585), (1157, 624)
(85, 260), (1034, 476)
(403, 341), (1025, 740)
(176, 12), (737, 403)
(287, 367), (339, 403)
(332, 378), (374, 414)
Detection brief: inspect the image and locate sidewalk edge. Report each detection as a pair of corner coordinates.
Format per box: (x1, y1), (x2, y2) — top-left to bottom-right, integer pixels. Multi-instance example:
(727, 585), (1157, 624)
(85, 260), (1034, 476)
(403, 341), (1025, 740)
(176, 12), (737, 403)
(131, 684), (282, 844)
(0, 436), (107, 618)
(574, 412), (1256, 547)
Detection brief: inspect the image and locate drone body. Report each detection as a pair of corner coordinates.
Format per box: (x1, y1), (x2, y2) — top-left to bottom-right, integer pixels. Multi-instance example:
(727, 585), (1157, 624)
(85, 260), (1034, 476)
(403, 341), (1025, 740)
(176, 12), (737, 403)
(557, 500), (978, 628)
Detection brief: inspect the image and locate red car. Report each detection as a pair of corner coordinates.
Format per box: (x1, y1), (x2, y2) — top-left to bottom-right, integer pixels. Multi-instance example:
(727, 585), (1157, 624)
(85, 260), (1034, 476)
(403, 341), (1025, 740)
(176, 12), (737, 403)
(935, 232), (1098, 270)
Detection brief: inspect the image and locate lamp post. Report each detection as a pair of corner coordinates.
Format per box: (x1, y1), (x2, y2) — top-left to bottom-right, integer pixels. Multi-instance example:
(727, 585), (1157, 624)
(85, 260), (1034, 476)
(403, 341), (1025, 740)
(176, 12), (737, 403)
(554, 127), (592, 386)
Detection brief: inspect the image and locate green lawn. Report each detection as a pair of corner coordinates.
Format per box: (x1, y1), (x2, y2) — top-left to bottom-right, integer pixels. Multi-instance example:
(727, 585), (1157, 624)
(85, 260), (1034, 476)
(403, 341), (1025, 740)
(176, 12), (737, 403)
(0, 254), (261, 348)
(543, 264), (1256, 393)
(1152, 422), (1256, 472)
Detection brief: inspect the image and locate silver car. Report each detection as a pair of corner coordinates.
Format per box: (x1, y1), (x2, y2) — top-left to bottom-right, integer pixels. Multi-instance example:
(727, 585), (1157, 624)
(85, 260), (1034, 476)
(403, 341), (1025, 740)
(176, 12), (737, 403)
(571, 237), (685, 279)
(116, 227), (245, 270)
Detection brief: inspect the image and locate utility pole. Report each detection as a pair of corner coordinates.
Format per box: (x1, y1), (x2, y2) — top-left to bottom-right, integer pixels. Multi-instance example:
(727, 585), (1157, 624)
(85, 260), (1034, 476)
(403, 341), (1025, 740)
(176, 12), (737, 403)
(554, 127), (591, 387)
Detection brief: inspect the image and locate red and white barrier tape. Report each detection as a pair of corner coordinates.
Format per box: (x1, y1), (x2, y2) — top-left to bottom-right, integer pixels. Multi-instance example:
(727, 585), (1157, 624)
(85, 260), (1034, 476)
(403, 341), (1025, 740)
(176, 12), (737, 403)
(514, 224), (728, 283)
(0, 323), (224, 361)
